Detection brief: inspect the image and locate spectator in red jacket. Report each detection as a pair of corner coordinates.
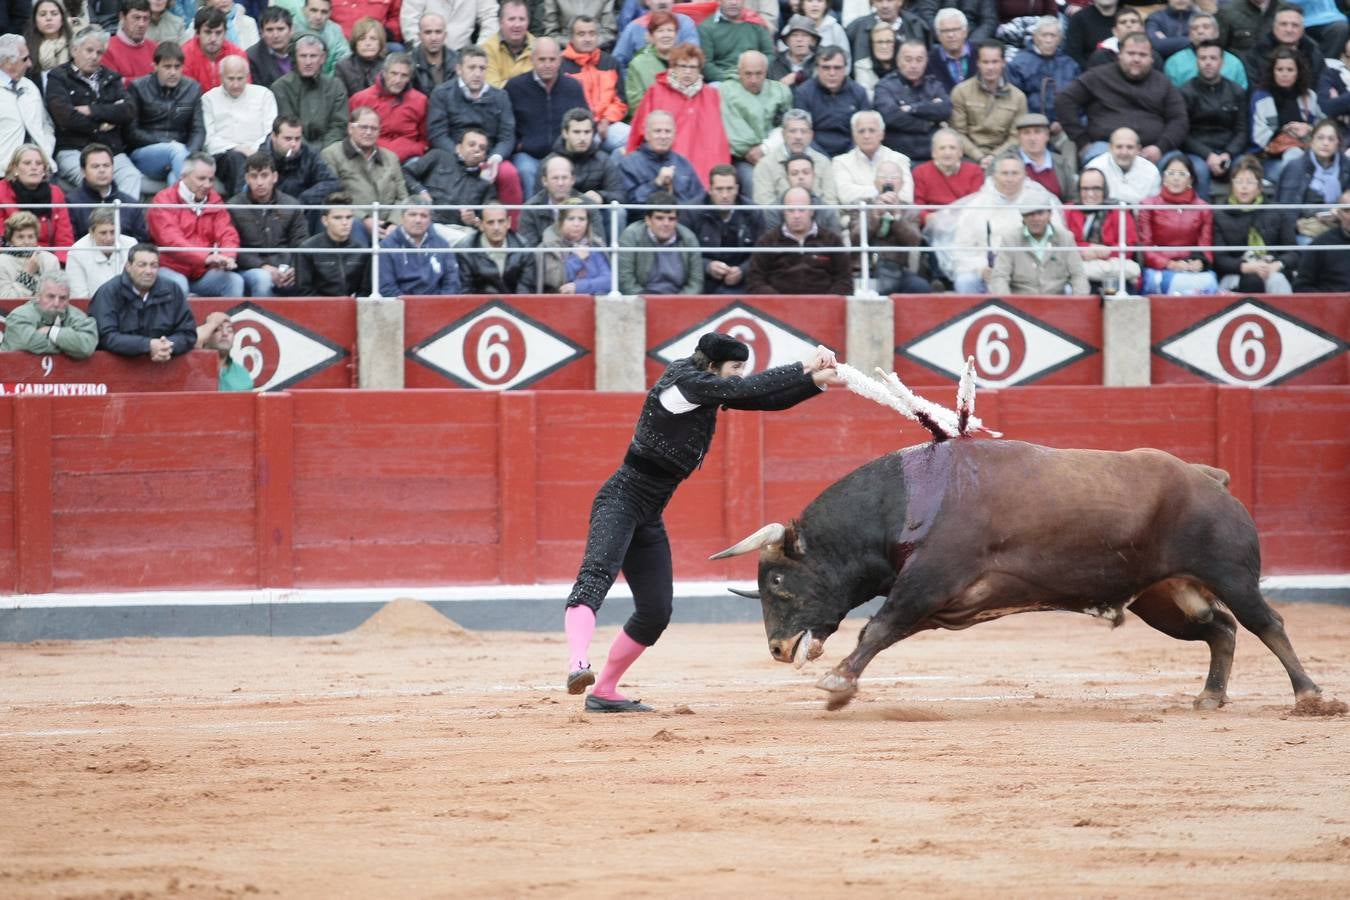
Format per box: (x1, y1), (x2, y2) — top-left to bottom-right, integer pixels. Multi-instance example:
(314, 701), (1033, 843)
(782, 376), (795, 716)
(561, 14), (629, 152)
(1063, 166), (1141, 294)
(626, 43), (730, 187)
(331, 0), (403, 43)
(911, 127), (983, 225)
(147, 151), (245, 297)
(1138, 154), (1218, 294)
(0, 143), (75, 264)
(181, 6), (246, 93)
(101, 0), (157, 85)
(349, 51), (427, 161)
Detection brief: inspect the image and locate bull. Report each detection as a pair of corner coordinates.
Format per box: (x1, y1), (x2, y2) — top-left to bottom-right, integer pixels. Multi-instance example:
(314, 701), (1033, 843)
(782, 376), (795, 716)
(712, 438), (1322, 712)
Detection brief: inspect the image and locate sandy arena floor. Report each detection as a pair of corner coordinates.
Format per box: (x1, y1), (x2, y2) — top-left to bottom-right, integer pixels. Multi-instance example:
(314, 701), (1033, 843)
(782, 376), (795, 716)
(2, 599), (1349, 899)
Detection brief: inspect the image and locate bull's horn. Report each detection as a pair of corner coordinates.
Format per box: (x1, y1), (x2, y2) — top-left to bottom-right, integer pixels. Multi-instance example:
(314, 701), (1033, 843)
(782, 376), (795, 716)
(728, 587), (761, 599)
(709, 523), (786, 560)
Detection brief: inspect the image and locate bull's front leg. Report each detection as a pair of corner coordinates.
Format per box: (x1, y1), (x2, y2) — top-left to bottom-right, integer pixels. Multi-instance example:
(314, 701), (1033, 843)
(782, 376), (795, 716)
(817, 584), (940, 710)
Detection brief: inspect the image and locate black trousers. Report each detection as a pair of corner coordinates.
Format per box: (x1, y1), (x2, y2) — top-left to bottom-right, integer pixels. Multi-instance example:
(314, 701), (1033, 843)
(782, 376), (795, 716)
(565, 464), (682, 646)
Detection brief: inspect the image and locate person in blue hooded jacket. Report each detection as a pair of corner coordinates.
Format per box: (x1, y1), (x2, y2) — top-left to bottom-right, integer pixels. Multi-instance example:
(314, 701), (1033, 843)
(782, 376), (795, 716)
(378, 203), (460, 296)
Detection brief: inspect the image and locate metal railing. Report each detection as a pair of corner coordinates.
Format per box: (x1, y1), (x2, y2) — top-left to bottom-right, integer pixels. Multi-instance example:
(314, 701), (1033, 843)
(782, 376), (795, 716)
(1, 197), (1340, 299)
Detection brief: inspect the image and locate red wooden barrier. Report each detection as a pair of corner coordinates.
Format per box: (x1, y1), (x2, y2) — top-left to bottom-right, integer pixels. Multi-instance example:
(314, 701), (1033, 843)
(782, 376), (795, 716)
(1150, 294), (1349, 386)
(402, 294), (594, 389)
(2, 385), (1345, 594)
(894, 294), (1102, 387)
(0, 350), (218, 393)
(644, 294), (847, 383)
(0, 297), (357, 390)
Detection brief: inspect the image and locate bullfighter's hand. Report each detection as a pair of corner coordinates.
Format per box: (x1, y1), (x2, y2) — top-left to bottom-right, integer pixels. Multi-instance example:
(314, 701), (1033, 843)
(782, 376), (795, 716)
(811, 367), (845, 388)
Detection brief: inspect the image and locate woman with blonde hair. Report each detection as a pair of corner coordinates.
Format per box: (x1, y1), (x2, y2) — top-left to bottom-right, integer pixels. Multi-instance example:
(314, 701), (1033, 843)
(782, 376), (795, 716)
(335, 17), (387, 97)
(538, 198), (611, 294)
(0, 145), (74, 264)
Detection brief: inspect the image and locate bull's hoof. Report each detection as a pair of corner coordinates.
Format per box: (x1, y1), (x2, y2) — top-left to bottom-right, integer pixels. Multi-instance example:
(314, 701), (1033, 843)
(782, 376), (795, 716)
(816, 671), (858, 711)
(1193, 693), (1227, 711)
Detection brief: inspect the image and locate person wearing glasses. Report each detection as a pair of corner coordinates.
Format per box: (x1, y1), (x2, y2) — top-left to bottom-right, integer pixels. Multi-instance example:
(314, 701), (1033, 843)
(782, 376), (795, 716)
(626, 43), (730, 186)
(1063, 166), (1141, 294)
(924, 7), (973, 92)
(792, 45), (871, 158)
(1138, 154), (1218, 295)
(321, 105), (409, 241)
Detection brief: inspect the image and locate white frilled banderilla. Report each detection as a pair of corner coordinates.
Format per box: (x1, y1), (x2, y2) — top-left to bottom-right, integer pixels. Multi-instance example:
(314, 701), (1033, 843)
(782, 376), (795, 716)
(832, 358), (1001, 442)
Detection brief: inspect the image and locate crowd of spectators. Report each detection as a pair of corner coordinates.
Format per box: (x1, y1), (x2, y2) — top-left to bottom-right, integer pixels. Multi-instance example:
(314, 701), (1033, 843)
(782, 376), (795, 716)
(1, 0), (1349, 314)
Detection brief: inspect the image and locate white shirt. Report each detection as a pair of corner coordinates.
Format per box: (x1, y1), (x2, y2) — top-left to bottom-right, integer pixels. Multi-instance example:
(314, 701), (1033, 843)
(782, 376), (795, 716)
(67, 232), (138, 298)
(831, 144), (914, 205)
(201, 83), (279, 156)
(0, 73), (57, 172)
(1086, 154), (1162, 205)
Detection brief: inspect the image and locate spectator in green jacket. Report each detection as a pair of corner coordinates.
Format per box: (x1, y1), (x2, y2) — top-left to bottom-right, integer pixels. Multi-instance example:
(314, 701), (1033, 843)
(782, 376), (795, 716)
(617, 190), (704, 294)
(0, 271), (98, 359)
(720, 49), (793, 196)
(698, 0), (774, 83)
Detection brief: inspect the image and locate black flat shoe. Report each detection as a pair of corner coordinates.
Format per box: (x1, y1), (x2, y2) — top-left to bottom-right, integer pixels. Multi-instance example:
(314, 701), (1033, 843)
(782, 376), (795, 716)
(584, 695), (653, 713)
(566, 667), (595, 695)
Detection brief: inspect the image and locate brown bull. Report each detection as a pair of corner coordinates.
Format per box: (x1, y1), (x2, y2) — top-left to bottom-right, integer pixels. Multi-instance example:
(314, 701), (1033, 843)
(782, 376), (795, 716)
(712, 438), (1322, 711)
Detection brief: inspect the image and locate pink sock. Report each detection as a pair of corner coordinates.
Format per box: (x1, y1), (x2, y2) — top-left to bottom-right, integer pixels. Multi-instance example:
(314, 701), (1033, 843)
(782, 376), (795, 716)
(591, 630), (647, 701)
(564, 605), (596, 672)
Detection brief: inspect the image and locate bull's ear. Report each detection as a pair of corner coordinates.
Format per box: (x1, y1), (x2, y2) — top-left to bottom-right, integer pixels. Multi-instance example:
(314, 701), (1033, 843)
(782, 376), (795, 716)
(728, 587), (761, 599)
(784, 520), (807, 560)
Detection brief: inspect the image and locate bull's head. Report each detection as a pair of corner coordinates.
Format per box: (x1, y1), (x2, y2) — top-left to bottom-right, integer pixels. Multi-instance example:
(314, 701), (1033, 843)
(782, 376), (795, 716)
(710, 519), (851, 668)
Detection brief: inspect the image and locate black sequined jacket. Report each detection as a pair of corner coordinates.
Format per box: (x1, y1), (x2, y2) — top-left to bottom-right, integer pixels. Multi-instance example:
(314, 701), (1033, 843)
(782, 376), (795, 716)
(627, 358), (821, 479)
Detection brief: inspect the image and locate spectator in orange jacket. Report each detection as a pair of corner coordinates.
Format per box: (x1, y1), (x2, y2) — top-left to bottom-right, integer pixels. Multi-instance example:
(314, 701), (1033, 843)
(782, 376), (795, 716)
(147, 151), (245, 297)
(560, 14), (629, 152)
(348, 51), (428, 161)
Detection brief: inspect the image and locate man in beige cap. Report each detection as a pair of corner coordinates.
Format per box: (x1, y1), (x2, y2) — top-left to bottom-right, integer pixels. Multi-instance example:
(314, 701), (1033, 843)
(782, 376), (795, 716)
(990, 204), (1090, 296)
(1000, 112), (1078, 201)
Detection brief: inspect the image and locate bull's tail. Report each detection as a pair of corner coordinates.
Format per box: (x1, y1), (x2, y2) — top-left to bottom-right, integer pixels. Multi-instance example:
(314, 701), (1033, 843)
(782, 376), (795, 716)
(1193, 464), (1231, 489)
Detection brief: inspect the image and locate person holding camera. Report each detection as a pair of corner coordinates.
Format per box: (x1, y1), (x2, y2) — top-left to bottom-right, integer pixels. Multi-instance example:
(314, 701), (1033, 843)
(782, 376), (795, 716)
(850, 160), (929, 294)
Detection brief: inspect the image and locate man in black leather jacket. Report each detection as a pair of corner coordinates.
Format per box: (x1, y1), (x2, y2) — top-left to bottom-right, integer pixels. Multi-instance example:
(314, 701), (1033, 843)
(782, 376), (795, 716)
(295, 193), (371, 296)
(562, 333), (842, 712)
(455, 204), (537, 293)
(268, 115), (340, 229)
(126, 42), (206, 187)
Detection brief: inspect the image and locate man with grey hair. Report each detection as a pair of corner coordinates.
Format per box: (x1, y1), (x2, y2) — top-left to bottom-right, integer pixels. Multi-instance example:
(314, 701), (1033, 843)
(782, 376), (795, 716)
(67, 206), (139, 298)
(46, 26), (142, 197)
(833, 109), (912, 205)
(0, 271), (99, 359)
(720, 49), (793, 197)
(1006, 16), (1080, 145)
(751, 106), (839, 207)
(271, 33), (349, 152)
(925, 8), (974, 92)
(0, 34), (57, 174)
(202, 53), (278, 195)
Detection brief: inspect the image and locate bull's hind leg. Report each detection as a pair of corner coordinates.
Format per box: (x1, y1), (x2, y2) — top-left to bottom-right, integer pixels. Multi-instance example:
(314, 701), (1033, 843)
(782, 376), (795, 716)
(1128, 580), (1237, 709)
(1218, 582), (1322, 702)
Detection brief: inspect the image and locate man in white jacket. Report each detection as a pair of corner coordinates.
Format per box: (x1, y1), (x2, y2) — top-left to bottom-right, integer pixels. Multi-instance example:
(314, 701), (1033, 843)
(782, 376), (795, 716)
(202, 55), (278, 196)
(67, 207), (139, 298)
(0, 35), (57, 175)
(401, 0), (499, 53)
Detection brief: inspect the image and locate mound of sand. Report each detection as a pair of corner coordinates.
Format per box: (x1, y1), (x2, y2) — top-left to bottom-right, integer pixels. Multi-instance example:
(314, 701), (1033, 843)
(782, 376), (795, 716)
(350, 599), (476, 640)
(1291, 695), (1348, 717)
